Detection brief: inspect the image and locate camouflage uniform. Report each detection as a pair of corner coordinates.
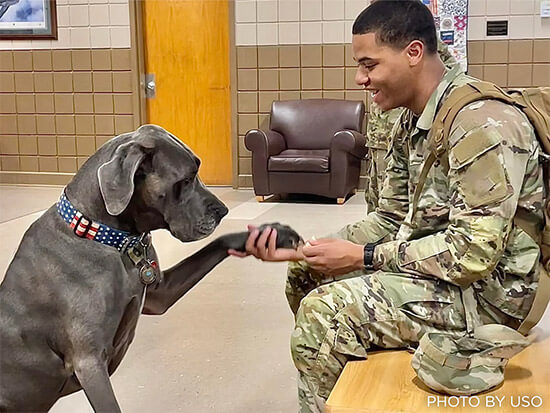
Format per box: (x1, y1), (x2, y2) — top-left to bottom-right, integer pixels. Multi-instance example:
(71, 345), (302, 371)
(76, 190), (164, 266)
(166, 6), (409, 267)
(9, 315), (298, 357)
(365, 39), (459, 213)
(288, 64), (545, 413)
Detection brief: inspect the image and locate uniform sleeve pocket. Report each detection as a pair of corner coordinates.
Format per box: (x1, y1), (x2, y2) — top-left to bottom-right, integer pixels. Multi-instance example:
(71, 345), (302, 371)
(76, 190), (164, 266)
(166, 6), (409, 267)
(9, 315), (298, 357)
(450, 128), (513, 209)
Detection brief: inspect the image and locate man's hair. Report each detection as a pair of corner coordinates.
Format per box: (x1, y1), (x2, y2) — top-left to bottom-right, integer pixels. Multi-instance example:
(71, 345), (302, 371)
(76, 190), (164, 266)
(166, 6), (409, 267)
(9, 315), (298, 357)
(352, 0), (438, 55)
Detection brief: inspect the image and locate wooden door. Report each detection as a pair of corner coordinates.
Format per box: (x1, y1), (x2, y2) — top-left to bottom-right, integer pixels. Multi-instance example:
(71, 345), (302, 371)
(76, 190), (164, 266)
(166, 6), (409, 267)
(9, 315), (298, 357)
(143, 0), (232, 185)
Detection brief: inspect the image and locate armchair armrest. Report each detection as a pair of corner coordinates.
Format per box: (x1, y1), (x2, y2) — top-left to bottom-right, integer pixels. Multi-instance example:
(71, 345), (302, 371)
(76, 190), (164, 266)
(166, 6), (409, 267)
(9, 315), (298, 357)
(244, 129), (286, 196)
(329, 130), (367, 197)
(331, 130), (368, 159)
(245, 129), (286, 157)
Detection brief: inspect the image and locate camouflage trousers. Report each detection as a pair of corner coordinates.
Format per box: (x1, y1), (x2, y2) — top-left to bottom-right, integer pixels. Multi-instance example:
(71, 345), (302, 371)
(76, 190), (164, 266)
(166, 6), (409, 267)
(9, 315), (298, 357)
(285, 217), (471, 413)
(286, 263), (468, 413)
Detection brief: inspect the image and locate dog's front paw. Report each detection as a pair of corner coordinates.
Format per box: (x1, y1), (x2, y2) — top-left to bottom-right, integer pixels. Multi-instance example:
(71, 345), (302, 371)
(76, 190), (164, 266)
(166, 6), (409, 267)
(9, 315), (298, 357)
(256, 223), (303, 249)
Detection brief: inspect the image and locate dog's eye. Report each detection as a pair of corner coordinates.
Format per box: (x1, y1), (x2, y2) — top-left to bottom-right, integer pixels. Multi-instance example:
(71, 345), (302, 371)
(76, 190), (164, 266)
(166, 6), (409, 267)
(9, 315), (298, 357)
(173, 181), (184, 198)
(173, 178), (193, 198)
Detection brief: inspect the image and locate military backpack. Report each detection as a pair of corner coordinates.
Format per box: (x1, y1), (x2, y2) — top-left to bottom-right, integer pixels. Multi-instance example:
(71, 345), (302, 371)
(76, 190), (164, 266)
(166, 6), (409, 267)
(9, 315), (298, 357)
(412, 82), (550, 336)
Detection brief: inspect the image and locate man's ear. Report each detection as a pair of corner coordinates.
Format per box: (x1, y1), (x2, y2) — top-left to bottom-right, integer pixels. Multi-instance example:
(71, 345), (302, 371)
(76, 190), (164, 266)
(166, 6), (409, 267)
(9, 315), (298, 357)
(406, 40), (425, 66)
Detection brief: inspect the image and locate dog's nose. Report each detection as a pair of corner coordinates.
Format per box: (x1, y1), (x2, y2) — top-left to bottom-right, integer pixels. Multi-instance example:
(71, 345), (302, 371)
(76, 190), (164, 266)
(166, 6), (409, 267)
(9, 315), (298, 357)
(210, 202), (228, 222)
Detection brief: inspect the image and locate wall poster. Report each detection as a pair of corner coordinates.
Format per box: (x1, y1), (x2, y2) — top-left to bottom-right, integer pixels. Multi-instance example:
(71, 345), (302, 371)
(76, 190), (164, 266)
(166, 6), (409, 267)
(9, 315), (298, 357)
(423, 0), (469, 71)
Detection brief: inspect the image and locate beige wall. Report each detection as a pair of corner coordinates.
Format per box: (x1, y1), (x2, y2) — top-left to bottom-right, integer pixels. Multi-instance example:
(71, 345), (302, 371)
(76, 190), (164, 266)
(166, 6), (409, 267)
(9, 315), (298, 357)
(467, 1), (550, 91)
(236, 43), (368, 188)
(234, 0), (550, 189)
(0, 0), (132, 51)
(1, 0), (549, 186)
(468, 39), (550, 86)
(235, 0), (550, 45)
(0, 0), (138, 185)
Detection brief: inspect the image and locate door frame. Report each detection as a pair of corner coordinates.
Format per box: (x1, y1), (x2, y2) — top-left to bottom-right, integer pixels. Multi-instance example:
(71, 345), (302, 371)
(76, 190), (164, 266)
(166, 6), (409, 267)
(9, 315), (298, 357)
(128, 0), (238, 188)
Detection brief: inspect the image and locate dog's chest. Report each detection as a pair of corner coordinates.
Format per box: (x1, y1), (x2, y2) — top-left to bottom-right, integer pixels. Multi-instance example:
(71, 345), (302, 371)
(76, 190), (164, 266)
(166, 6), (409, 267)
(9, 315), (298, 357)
(118, 263), (147, 329)
(108, 276), (145, 371)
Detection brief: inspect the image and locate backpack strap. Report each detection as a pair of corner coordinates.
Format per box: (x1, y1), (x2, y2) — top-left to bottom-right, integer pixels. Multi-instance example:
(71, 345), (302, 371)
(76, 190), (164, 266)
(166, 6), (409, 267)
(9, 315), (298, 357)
(412, 82), (513, 224)
(518, 161), (550, 335)
(518, 263), (550, 335)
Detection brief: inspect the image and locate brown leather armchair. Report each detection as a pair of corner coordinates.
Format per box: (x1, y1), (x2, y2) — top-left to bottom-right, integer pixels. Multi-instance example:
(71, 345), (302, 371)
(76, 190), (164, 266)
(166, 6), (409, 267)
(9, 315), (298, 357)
(245, 99), (367, 204)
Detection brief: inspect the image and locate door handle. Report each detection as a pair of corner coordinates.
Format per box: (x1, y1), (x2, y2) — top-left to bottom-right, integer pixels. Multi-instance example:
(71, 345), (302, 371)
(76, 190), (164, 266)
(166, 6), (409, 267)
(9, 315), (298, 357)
(145, 74), (156, 98)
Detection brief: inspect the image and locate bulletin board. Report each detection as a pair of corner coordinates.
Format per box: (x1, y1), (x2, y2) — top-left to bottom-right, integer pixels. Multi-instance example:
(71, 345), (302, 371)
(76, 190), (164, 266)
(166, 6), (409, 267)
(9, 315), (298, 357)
(423, 0), (469, 71)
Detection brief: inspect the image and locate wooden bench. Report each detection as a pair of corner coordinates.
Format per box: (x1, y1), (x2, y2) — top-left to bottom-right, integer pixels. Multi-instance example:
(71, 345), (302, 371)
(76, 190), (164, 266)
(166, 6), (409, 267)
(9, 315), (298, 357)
(326, 329), (550, 413)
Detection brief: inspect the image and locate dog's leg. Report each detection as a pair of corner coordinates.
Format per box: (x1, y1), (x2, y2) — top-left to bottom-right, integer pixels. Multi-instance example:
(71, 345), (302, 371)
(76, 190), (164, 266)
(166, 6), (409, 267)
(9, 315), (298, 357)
(73, 356), (121, 413)
(143, 225), (300, 315)
(142, 234), (241, 315)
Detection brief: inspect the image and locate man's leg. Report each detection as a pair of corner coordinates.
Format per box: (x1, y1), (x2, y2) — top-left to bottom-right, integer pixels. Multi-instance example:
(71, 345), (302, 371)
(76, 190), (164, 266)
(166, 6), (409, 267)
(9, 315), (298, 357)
(285, 260), (363, 315)
(290, 272), (466, 413)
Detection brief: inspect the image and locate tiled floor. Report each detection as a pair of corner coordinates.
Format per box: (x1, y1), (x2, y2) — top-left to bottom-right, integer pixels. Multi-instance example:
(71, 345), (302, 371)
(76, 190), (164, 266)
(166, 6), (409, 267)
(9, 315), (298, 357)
(2, 185), (548, 413)
(0, 185), (367, 413)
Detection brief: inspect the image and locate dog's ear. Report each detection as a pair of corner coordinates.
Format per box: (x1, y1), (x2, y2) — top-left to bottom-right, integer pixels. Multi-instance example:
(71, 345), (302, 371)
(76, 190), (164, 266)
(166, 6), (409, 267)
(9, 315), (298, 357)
(97, 141), (149, 216)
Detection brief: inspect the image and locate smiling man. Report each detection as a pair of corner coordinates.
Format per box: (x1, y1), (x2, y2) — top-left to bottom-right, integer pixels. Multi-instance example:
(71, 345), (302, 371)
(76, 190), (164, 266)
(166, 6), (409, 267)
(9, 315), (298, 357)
(231, 1), (545, 412)
(363, 5), (459, 214)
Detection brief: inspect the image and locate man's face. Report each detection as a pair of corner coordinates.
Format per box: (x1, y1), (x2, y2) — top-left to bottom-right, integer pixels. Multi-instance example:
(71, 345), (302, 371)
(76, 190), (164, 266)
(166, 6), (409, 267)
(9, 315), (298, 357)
(352, 32), (414, 111)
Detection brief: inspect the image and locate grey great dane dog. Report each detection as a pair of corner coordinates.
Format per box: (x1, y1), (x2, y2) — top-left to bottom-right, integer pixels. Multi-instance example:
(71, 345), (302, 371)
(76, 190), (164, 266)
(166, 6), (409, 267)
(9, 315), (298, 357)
(0, 125), (301, 412)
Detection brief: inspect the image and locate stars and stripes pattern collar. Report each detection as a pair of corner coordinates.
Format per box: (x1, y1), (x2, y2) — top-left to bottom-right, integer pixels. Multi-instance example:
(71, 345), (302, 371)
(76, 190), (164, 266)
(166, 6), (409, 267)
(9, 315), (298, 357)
(56, 192), (140, 252)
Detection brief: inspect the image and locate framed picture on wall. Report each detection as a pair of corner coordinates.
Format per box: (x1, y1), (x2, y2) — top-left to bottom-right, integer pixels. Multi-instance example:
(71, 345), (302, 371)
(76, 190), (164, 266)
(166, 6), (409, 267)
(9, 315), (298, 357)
(0, 0), (57, 39)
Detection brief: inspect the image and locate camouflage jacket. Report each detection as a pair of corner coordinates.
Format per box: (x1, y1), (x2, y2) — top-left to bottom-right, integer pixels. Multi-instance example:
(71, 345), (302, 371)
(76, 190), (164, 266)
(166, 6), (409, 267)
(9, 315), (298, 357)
(349, 64), (544, 325)
(365, 39), (460, 212)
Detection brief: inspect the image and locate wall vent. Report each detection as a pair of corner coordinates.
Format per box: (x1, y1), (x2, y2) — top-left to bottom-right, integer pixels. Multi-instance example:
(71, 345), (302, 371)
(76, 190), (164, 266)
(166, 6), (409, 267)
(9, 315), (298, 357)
(487, 20), (508, 36)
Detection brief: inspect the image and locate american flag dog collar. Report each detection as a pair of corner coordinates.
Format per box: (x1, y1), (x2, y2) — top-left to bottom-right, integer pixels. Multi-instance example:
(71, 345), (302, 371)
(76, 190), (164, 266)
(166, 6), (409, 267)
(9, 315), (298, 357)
(56, 192), (140, 252)
(56, 192), (160, 285)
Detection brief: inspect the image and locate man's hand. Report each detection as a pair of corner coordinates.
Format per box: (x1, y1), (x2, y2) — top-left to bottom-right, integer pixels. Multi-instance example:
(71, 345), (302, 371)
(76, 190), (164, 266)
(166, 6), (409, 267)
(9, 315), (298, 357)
(302, 238), (364, 275)
(228, 225), (304, 262)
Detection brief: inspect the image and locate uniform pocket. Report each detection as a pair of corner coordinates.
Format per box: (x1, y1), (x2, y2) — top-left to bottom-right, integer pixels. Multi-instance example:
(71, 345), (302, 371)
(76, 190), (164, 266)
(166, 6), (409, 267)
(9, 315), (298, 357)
(377, 273), (456, 306)
(399, 301), (456, 326)
(450, 128), (513, 209)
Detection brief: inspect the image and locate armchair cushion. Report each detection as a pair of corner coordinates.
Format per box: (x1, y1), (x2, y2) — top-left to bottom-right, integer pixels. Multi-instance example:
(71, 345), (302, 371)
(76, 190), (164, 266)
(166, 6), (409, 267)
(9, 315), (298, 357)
(268, 149), (329, 173)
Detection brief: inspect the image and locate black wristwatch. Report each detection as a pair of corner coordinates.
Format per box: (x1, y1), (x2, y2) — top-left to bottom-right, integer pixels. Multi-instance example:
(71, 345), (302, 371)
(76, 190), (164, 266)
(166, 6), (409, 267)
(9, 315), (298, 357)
(363, 243), (377, 271)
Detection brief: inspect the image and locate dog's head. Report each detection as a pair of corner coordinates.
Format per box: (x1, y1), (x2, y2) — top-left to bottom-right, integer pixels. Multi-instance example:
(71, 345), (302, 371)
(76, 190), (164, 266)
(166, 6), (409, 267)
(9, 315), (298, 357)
(96, 125), (228, 242)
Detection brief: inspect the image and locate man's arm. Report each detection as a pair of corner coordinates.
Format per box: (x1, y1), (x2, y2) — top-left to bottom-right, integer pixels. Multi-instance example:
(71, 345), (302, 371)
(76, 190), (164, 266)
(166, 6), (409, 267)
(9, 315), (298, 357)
(296, 112), (413, 276)
(373, 100), (543, 287)
(339, 110), (412, 245)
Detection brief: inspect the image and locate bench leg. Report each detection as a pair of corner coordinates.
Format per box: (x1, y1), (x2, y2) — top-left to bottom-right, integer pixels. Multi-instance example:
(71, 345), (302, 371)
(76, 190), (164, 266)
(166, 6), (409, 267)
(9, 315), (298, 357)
(337, 197), (345, 205)
(256, 196), (265, 202)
